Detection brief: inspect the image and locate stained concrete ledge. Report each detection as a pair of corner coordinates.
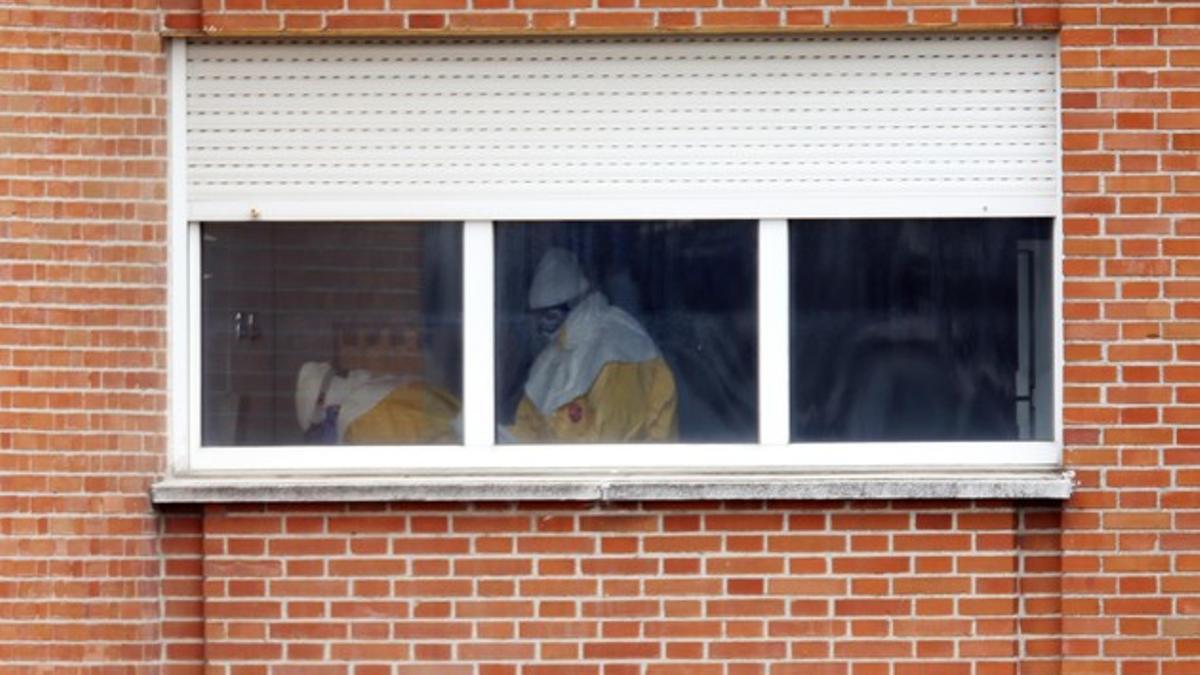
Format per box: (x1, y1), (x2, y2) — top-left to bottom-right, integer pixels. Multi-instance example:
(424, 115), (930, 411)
(151, 470), (1074, 504)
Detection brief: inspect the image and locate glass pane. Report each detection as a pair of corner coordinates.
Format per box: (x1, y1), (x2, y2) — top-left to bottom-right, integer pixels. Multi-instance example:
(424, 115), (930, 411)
(201, 222), (462, 446)
(496, 221), (758, 444)
(790, 218), (1053, 442)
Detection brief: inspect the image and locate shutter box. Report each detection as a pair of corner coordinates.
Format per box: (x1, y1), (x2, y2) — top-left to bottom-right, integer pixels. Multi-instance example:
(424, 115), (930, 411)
(184, 34), (1059, 221)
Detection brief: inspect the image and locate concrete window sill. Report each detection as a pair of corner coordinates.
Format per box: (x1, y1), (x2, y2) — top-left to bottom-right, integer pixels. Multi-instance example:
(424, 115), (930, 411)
(151, 470), (1074, 504)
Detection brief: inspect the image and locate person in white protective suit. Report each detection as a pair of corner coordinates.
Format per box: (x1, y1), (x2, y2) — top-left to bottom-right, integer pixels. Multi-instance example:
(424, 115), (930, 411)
(295, 361), (461, 444)
(503, 248), (678, 443)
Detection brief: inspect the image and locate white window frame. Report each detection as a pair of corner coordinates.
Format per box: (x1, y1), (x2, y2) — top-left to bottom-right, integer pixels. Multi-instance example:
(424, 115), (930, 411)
(164, 39), (1064, 483)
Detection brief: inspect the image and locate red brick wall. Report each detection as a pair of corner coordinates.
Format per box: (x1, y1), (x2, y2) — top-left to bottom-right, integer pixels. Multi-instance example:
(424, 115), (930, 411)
(6, 0), (1200, 673)
(0, 0), (170, 671)
(166, 0), (1061, 35)
(1057, 5), (1200, 673)
(182, 501), (1064, 675)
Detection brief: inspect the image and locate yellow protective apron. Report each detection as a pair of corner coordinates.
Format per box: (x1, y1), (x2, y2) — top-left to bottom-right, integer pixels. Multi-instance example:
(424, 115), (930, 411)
(342, 382), (461, 445)
(510, 356), (677, 443)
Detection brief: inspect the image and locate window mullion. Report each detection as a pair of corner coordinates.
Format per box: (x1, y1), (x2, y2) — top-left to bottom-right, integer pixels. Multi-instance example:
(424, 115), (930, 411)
(758, 218), (790, 446)
(186, 223), (202, 464)
(463, 220), (495, 447)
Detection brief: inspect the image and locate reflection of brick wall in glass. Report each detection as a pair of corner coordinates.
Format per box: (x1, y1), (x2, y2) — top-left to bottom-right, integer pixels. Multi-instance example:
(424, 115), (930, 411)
(273, 224), (427, 447)
(201, 222), (461, 447)
(202, 225), (276, 446)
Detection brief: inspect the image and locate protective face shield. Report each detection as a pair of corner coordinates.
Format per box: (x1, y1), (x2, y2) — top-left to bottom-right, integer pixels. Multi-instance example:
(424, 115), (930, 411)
(534, 303), (571, 339)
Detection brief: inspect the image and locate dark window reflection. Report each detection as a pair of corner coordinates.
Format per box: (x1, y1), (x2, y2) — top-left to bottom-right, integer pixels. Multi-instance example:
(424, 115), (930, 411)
(201, 222), (462, 446)
(790, 218), (1052, 442)
(496, 221), (757, 443)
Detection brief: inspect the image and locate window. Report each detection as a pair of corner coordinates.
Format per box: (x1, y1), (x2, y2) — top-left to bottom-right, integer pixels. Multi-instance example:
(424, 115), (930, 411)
(182, 216), (1058, 474)
(790, 218), (1053, 443)
(166, 34), (1064, 484)
(495, 221), (758, 445)
(199, 222), (462, 447)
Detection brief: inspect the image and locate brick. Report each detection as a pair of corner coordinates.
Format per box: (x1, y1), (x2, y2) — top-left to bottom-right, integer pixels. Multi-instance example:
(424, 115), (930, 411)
(705, 514), (784, 531)
(706, 599), (786, 617)
(576, 11), (655, 28)
(644, 579), (724, 596)
(328, 516), (405, 534)
(834, 600), (912, 616)
(582, 641), (661, 659)
(831, 514), (910, 530)
(268, 538), (347, 556)
(206, 516), (283, 535)
(328, 559), (408, 576)
(1100, 7), (1167, 25)
(829, 9), (906, 26)
(517, 536), (595, 554)
(408, 13), (448, 29)
(266, 0), (344, 8)
(957, 8), (1015, 26)
(698, 10), (779, 27)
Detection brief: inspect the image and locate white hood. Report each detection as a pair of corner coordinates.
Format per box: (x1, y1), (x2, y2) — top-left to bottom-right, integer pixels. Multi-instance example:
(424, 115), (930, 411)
(524, 291), (660, 416)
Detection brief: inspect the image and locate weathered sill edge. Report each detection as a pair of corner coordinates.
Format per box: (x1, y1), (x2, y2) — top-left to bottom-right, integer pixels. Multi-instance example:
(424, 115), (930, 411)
(152, 470), (1074, 504)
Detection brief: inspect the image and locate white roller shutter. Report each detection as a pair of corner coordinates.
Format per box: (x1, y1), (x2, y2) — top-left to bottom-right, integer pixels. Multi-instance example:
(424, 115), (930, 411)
(184, 34), (1059, 221)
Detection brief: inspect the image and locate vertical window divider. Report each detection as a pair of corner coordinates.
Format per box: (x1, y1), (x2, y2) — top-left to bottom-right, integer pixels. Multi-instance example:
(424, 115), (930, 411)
(187, 222), (202, 460)
(463, 220), (495, 447)
(758, 218), (790, 447)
